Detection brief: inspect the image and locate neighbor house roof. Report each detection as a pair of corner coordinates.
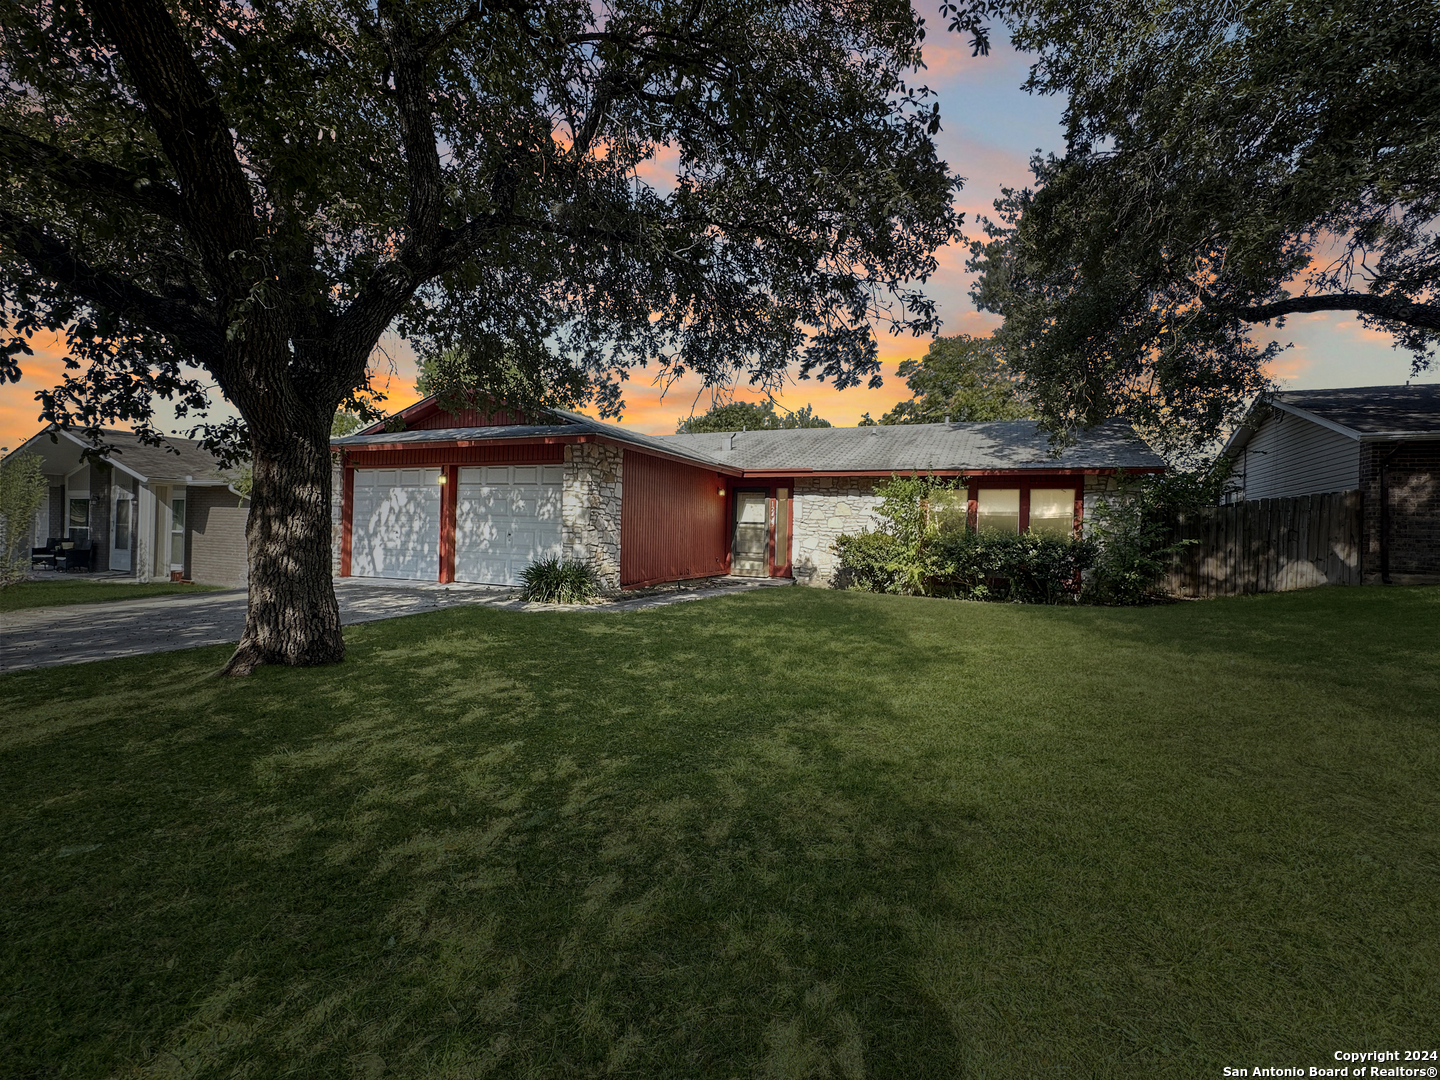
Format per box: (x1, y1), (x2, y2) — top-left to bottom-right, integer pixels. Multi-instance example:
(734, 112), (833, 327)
(660, 418), (1164, 474)
(1224, 383), (1440, 456)
(7, 425), (236, 484)
(335, 397), (1164, 476)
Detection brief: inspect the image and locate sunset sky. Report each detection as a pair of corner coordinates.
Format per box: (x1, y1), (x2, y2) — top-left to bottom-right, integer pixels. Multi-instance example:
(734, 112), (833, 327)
(2, 28), (1434, 453)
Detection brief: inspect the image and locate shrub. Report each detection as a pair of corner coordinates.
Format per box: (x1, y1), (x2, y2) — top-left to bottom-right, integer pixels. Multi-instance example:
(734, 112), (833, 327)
(519, 556), (601, 604)
(0, 453), (47, 589)
(933, 530), (1097, 604)
(831, 473), (1096, 604)
(831, 530), (904, 592)
(1083, 467), (1228, 604)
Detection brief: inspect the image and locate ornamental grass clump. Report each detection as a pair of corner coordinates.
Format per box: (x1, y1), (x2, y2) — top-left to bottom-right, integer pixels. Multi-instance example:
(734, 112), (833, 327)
(519, 557), (601, 604)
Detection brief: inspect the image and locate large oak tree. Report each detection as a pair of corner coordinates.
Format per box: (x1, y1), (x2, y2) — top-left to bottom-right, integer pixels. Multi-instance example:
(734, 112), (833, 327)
(1, 0), (991, 672)
(968, 0), (1440, 451)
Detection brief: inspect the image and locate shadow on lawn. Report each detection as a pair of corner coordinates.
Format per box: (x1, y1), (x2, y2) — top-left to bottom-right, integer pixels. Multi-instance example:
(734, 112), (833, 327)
(2, 587), (1437, 1079)
(2, 594), (980, 1079)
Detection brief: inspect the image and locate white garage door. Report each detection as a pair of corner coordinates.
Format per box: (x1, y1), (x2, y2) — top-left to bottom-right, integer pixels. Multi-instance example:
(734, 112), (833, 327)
(351, 468), (442, 580)
(455, 465), (564, 585)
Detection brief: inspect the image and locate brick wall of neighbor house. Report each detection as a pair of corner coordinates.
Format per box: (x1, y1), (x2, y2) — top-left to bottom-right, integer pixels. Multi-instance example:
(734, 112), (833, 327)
(187, 486), (250, 587)
(563, 441), (623, 590)
(792, 476), (884, 586)
(47, 486), (64, 540)
(1360, 440), (1440, 584)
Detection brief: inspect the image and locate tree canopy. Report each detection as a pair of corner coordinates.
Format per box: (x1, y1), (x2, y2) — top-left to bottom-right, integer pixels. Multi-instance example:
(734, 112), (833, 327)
(874, 333), (1029, 424)
(0, 0), (993, 670)
(676, 399), (830, 433)
(968, 0), (1440, 450)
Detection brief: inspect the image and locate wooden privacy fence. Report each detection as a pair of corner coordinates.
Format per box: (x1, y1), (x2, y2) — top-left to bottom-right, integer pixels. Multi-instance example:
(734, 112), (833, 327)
(1162, 490), (1362, 597)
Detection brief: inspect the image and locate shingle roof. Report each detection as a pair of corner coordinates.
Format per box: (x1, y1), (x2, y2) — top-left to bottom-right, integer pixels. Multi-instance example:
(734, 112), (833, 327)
(332, 404), (1164, 474)
(1273, 384), (1440, 436)
(9, 425), (234, 483)
(659, 418), (1164, 473)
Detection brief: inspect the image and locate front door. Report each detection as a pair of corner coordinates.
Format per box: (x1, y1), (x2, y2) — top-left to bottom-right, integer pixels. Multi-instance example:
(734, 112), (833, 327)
(110, 488), (133, 572)
(732, 490), (769, 576)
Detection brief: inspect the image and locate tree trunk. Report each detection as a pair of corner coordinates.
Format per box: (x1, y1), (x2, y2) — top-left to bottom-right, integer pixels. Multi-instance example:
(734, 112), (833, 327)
(220, 415), (344, 676)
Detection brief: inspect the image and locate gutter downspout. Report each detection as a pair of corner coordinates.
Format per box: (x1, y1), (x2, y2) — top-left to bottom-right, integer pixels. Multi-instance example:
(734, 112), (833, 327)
(1378, 444), (1401, 585)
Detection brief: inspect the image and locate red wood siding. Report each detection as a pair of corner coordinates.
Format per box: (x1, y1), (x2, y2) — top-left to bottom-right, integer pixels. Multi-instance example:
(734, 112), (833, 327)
(621, 451), (729, 587)
(344, 443), (564, 468)
(409, 405), (530, 429)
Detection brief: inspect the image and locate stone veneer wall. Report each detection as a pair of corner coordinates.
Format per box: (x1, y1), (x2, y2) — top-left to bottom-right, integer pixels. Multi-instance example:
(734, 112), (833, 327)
(791, 476), (884, 586)
(563, 442), (623, 590)
(1081, 474), (1121, 535)
(331, 458), (344, 578)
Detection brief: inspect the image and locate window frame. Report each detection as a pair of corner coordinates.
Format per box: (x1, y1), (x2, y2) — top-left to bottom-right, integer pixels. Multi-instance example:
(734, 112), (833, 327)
(965, 476), (1084, 537)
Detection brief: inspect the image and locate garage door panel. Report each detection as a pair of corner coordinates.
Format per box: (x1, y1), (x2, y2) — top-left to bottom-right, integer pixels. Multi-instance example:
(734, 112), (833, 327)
(454, 470), (563, 586)
(350, 470), (440, 580)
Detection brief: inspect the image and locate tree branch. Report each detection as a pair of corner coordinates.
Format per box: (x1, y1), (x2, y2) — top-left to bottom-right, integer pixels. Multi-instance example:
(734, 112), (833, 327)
(87, 0), (257, 286)
(0, 208), (223, 352)
(0, 125), (185, 222)
(382, 15), (446, 253)
(1212, 291), (1440, 333)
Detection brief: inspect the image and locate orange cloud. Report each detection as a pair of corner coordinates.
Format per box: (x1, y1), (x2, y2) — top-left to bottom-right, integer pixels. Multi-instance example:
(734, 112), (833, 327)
(0, 336), (71, 453)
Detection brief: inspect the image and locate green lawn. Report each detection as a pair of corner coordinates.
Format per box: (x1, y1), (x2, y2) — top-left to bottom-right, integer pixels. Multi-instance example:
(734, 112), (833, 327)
(0, 577), (224, 613)
(1, 588), (1436, 1079)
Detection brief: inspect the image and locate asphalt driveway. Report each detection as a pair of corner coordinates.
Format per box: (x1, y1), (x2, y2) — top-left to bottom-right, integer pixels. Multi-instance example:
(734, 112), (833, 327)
(0, 576), (788, 673)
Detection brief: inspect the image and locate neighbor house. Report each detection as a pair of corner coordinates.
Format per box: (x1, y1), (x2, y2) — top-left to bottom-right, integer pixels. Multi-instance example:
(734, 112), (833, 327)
(331, 397), (1165, 590)
(1221, 383), (1440, 584)
(6, 425), (251, 586)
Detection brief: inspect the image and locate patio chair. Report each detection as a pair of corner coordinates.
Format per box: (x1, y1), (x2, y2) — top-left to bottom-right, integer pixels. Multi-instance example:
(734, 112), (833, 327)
(56, 541), (93, 573)
(31, 538), (60, 570)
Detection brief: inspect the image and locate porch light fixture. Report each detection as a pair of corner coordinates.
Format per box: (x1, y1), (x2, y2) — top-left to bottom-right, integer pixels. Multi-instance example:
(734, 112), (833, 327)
(717, 486), (726, 496)
(437, 473), (447, 484)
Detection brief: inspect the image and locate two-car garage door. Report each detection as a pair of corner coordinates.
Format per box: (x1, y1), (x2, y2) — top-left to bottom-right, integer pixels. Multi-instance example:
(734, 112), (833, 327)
(351, 465), (563, 585)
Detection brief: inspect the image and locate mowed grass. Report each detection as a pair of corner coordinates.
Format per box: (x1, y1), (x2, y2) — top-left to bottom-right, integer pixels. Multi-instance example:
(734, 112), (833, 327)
(0, 577), (224, 613)
(1, 587), (1436, 1079)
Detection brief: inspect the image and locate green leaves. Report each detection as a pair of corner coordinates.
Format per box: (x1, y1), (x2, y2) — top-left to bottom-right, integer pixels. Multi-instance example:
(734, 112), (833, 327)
(970, 0), (1440, 453)
(877, 332), (1031, 424)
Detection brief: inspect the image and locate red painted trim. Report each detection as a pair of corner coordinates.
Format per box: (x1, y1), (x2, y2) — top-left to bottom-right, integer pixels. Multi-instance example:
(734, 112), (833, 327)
(967, 482), (978, 532)
(1073, 489), (1085, 537)
(438, 465), (457, 583)
(344, 434), (588, 453)
(1019, 487), (1032, 533)
(594, 435), (746, 476)
(340, 465), (354, 577)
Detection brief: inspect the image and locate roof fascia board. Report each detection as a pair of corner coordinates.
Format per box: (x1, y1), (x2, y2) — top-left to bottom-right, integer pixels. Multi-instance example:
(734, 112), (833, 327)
(593, 435), (743, 476)
(56, 428), (150, 482)
(736, 466), (1160, 478)
(1271, 401), (1362, 440)
(1356, 430), (1440, 442)
(341, 433), (593, 454)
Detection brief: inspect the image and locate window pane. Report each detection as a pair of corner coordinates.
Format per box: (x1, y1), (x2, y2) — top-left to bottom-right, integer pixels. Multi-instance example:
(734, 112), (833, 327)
(737, 493), (767, 523)
(976, 488), (1020, 534)
(1029, 488), (1075, 538)
(172, 498), (186, 532)
(69, 498), (89, 527)
(927, 490), (968, 535)
(114, 498), (131, 550)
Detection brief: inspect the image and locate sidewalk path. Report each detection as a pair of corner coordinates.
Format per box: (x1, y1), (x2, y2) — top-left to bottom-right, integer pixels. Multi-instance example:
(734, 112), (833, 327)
(0, 577), (790, 673)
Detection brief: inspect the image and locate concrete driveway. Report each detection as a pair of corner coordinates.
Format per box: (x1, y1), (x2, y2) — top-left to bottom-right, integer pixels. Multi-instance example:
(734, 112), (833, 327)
(0, 576), (789, 673)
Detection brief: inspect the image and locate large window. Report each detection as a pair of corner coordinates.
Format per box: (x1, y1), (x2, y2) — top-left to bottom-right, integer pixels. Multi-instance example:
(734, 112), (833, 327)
(68, 498), (90, 544)
(1029, 488), (1077, 538)
(976, 488), (1021, 534)
(927, 489), (969, 535)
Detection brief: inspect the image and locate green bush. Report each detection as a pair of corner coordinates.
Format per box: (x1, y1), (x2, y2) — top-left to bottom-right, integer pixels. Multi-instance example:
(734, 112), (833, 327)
(831, 474), (1097, 604)
(933, 530), (1098, 603)
(1083, 468), (1228, 604)
(519, 557), (601, 604)
(832, 530), (904, 593)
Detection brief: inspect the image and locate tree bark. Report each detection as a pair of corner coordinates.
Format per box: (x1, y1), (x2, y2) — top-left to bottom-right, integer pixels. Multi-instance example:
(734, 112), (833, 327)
(220, 413), (344, 676)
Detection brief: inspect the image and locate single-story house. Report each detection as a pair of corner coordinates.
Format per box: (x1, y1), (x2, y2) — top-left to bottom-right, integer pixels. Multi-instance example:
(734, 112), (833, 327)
(1221, 383), (1440, 584)
(5, 425), (251, 586)
(331, 397), (1165, 589)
